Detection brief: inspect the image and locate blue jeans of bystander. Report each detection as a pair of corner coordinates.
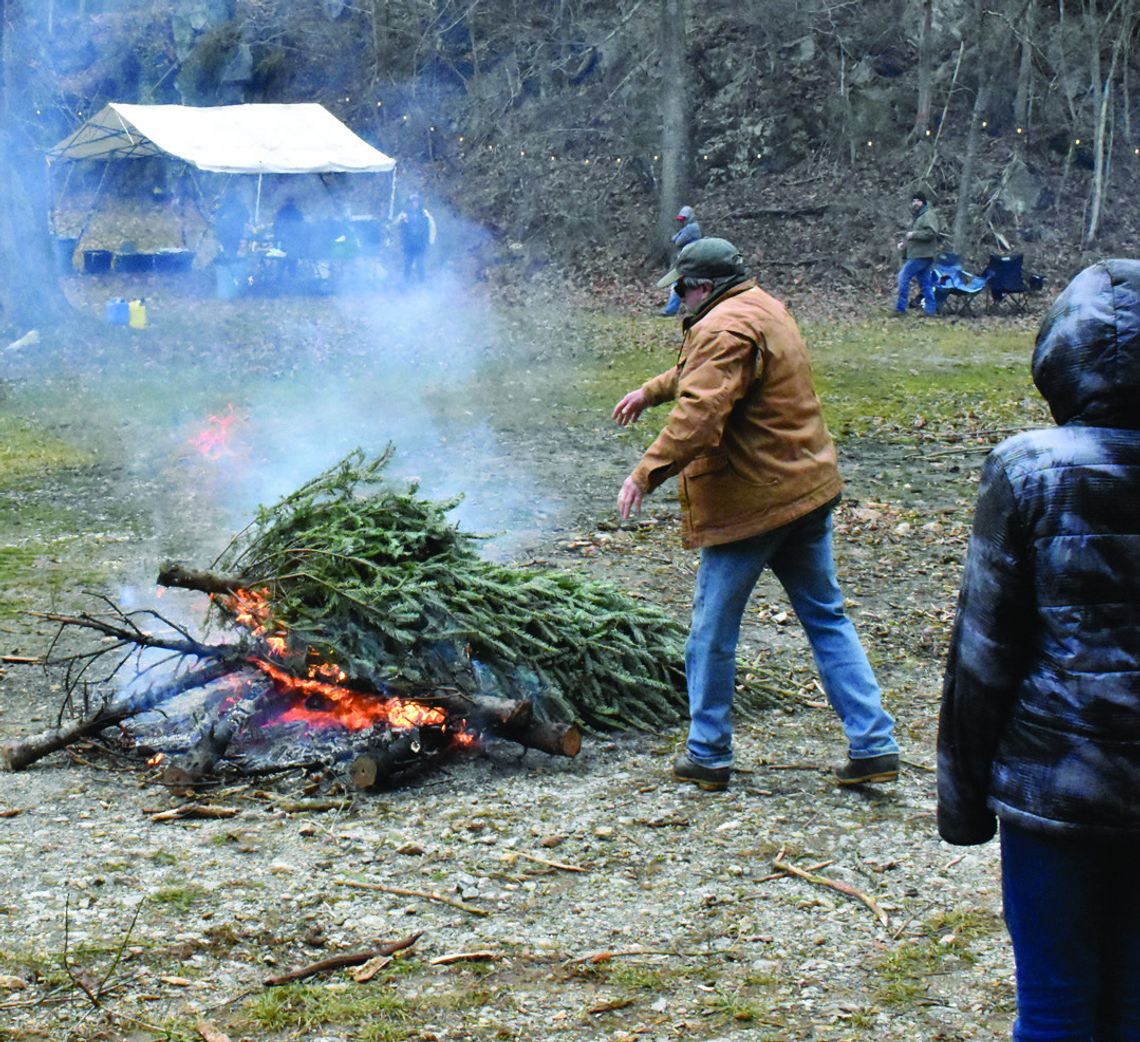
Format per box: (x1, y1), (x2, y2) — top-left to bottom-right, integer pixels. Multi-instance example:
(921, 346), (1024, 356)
(897, 257), (937, 314)
(683, 502), (898, 768)
(1001, 821), (1140, 1042)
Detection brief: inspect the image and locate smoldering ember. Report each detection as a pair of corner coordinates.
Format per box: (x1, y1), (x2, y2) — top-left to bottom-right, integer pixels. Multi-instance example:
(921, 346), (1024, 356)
(1, 449), (715, 791)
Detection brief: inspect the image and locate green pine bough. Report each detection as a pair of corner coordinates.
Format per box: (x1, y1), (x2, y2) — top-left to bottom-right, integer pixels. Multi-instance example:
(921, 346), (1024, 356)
(211, 447), (695, 733)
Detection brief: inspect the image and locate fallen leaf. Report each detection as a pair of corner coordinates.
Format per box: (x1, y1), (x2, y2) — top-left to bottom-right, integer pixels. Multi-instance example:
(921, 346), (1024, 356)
(0, 975), (27, 990)
(348, 955), (392, 982)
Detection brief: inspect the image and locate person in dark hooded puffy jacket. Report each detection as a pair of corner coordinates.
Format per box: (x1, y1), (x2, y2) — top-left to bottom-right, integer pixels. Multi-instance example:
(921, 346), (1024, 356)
(937, 259), (1140, 1041)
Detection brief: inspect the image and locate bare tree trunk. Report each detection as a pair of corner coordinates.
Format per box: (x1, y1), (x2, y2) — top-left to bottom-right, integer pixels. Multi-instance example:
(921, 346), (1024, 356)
(912, 0), (934, 138)
(657, 0), (689, 265)
(952, 82), (990, 255)
(1013, 0), (1036, 132)
(1086, 0), (1136, 243)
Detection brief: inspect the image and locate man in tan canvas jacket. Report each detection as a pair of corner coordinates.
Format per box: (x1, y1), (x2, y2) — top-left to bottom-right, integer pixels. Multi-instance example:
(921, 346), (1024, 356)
(614, 237), (898, 790)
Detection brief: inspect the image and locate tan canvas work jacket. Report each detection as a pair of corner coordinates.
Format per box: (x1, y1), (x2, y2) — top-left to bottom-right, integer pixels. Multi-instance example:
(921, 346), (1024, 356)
(631, 280), (842, 549)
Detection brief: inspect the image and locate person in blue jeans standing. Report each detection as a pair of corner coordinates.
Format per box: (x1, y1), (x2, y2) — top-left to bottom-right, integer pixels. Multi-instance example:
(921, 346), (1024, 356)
(895, 192), (940, 315)
(660, 205), (702, 315)
(614, 237), (899, 791)
(938, 259), (1140, 1040)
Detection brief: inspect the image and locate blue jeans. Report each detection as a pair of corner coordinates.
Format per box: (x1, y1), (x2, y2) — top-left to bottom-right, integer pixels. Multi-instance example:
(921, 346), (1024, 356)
(897, 257), (937, 314)
(684, 503), (898, 768)
(661, 286), (681, 315)
(1001, 821), (1140, 1042)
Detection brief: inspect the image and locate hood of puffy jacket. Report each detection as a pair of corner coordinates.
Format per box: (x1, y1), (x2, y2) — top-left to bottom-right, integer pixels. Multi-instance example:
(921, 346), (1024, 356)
(1032, 258), (1140, 428)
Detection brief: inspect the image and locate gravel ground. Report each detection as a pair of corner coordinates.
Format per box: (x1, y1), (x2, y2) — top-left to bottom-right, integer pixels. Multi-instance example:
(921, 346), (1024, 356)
(0, 500), (1015, 1042)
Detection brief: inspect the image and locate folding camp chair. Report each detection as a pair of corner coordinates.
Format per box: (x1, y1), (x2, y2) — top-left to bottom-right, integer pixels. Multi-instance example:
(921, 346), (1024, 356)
(932, 252), (989, 316)
(984, 254), (1044, 313)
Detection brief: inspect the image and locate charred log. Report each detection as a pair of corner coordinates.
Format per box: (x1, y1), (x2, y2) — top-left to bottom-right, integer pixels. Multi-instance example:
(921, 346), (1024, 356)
(1, 657), (242, 771)
(496, 717), (582, 758)
(161, 684), (279, 789)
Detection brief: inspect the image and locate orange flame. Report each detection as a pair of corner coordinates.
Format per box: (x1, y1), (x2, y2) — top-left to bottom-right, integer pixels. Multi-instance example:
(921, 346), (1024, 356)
(218, 587), (285, 643)
(250, 658), (448, 732)
(221, 587), (469, 740)
(190, 404), (240, 460)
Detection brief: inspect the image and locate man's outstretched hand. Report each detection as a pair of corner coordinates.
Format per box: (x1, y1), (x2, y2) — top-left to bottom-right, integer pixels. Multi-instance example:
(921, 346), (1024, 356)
(612, 388), (649, 427)
(617, 475), (644, 519)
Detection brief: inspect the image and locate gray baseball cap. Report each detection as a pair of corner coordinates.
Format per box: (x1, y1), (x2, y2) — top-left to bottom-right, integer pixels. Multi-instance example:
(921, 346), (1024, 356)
(657, 237), (745, 288)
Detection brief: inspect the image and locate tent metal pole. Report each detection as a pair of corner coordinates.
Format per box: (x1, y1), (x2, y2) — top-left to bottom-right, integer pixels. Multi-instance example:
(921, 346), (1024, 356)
(388, 167), (397, 220)
(255, 173), (263, 226)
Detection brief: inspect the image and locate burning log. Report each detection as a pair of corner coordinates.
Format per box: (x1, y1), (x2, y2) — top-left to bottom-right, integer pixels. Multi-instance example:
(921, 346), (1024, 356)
(1, 657), (240, 772)
(349, 727), (447, 790)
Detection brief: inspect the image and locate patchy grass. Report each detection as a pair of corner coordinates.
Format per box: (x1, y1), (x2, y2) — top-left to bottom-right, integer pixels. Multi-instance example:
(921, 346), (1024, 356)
(236, 974), (505, 1040)
(874, 906), (1004, 1007)
(806, 316), (1047, 437)
(240, 983), (416, 1039)
(0, 414), (94, 485)
(494, 309), (1049, 452)
(150, 885), (207, 914)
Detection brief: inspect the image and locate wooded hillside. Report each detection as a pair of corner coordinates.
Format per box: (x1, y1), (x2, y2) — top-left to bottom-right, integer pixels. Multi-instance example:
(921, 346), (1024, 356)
(3, 0), (1139, 326)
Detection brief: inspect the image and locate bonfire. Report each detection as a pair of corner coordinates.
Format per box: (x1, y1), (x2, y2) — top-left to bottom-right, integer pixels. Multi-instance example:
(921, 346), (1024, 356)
(1, 448), (694, 789)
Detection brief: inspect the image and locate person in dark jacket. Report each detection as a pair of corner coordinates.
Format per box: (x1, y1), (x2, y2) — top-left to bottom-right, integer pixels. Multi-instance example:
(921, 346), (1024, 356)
(937, 259), (1140, 1041)
(393, 194), (436, 284)
(273, 197), (306, 280)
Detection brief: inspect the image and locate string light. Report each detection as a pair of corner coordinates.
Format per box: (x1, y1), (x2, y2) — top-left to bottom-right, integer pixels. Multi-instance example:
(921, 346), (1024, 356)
(925, 128), (931, 136)
(1016, 127), (1024, 134)
(981, 120), (988, 128)
(1075, 138), (1081, 145)
(867, 139), (874, 147)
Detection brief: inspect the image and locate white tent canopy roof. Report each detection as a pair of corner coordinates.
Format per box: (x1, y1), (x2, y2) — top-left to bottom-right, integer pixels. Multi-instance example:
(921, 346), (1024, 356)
(48, 102), (395, 174)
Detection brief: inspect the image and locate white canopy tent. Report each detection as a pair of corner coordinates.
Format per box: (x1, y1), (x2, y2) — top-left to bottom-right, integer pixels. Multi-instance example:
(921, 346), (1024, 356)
(48, 102), (396, 224)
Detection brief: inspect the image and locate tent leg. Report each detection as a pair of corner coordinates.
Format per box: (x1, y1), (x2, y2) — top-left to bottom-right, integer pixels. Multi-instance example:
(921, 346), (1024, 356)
(388, 168), (397, 220)
(255, 173), (263, 227)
